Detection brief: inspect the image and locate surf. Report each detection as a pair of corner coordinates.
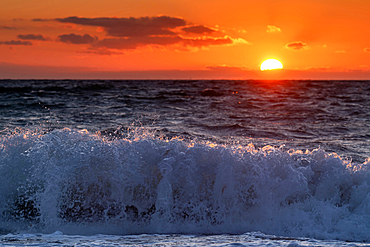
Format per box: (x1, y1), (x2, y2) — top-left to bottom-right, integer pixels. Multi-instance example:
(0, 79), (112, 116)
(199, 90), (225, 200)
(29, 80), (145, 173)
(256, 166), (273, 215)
(1, 127), (370, 242)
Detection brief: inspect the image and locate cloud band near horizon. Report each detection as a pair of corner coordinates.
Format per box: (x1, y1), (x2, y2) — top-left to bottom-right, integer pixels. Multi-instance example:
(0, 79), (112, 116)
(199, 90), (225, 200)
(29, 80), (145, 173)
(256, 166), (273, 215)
(17, 34), (48, 41)
(31, 15), (248, 51)
(53, 16), (187, 37)
(0, 40), (32, 46)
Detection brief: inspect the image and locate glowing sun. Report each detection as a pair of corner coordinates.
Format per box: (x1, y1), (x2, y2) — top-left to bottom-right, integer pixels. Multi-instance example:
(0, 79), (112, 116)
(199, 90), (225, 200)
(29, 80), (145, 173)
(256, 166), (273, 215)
(260, 59), (283, 71)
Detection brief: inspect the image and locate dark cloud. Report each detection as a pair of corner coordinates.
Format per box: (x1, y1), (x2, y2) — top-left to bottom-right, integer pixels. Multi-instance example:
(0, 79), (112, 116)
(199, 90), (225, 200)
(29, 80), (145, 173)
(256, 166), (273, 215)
(18, 34), (47, 41)
(92, 36), (237, 50)
(285, 41), (308, 51)
(58, 33), (97, 44)
(33, 15), (248, 51)
(0, 26), (17, 30)
(182, 37), (234, 47)
(0, 40), (32, 46)
(77, 48), (124, 56)
(32, 18), (50, 22)
(55, 16), (186, 37)
(94, 36), (182, 50)
(182, 25), (216, 34)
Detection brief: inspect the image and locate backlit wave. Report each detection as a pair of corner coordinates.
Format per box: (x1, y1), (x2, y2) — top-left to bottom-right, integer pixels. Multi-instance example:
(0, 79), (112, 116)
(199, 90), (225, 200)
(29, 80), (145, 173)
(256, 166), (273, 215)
(1, 128), (370, 242)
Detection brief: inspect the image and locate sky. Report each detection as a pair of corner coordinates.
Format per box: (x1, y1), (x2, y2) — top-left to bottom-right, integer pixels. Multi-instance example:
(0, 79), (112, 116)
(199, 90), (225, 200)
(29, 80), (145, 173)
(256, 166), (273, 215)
(0, 0), (369, 79)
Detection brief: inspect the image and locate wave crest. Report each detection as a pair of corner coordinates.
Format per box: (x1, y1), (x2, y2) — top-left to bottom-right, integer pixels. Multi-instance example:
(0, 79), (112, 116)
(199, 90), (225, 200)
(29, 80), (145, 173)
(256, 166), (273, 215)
(1, 128), (370, 241)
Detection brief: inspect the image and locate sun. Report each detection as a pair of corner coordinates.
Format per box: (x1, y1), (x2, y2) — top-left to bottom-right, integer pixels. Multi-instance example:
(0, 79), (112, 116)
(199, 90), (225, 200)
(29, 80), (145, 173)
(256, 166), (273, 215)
(260, 59), (283, 71)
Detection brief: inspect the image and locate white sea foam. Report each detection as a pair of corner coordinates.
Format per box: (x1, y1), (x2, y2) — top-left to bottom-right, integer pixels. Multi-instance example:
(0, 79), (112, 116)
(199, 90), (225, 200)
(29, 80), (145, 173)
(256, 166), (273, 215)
(1, 128), (370, 242)
(0, 232), (359, 247)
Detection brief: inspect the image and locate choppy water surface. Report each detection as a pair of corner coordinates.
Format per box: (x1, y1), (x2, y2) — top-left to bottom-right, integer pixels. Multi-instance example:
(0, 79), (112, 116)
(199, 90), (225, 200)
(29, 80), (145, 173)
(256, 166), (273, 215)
(1, 80), (370, 246)
(1, 80), (370, 162)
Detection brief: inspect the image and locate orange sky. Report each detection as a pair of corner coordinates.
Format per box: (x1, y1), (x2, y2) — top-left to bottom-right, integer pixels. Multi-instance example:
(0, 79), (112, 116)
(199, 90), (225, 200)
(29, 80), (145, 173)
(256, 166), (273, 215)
(0, 0), (369, 79)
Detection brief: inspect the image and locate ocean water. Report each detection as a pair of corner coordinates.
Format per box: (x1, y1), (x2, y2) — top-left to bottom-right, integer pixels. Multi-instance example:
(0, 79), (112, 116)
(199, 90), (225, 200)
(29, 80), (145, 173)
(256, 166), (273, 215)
(1, 79), (370, 246)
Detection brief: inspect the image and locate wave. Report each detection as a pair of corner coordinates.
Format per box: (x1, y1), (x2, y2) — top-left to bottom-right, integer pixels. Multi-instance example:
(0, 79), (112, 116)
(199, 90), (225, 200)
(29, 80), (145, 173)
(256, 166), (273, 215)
(1, 128), (370, 241)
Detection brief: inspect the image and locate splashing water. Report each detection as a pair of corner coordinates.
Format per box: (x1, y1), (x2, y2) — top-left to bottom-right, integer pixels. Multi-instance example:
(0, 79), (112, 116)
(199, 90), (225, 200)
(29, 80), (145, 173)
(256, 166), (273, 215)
(1, 128), (370, 242)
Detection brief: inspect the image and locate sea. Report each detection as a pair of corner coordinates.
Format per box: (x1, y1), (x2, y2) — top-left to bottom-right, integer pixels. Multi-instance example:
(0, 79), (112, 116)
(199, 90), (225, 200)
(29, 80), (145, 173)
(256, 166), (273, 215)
(1, 79), (370, 246)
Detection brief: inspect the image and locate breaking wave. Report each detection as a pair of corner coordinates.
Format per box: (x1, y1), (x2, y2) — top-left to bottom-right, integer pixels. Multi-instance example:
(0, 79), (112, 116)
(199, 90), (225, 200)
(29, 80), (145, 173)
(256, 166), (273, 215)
(1, 128), (370, 242)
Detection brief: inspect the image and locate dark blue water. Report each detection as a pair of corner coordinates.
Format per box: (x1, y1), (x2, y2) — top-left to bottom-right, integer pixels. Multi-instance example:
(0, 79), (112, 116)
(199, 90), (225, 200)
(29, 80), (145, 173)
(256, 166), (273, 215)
(2, 79), (370, 243)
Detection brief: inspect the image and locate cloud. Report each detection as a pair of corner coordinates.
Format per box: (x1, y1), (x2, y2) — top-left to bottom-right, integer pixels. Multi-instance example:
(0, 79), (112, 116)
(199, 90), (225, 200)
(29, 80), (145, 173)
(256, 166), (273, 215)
(335, 50), (346, 53)
(32, 18), (50, 22)
(77, 48), (124, 56)
(0, 40), (32, 46)
(58, 33), (97, 44)
(285, 41), (308, 51)
(267, 25), (281, 33)
(17, 34), (48, 41)
(182, 36), (243, 47)
(94, 36), (182, 50)
(364, 48), (370, 53)
(92, 36), (247, 50)
(183, 37), (232, 47)
(0, 26), (17, 30)
(54, 16), (186, 37)
(36, 15), (249, 52)
(182, 25), (216, 34)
